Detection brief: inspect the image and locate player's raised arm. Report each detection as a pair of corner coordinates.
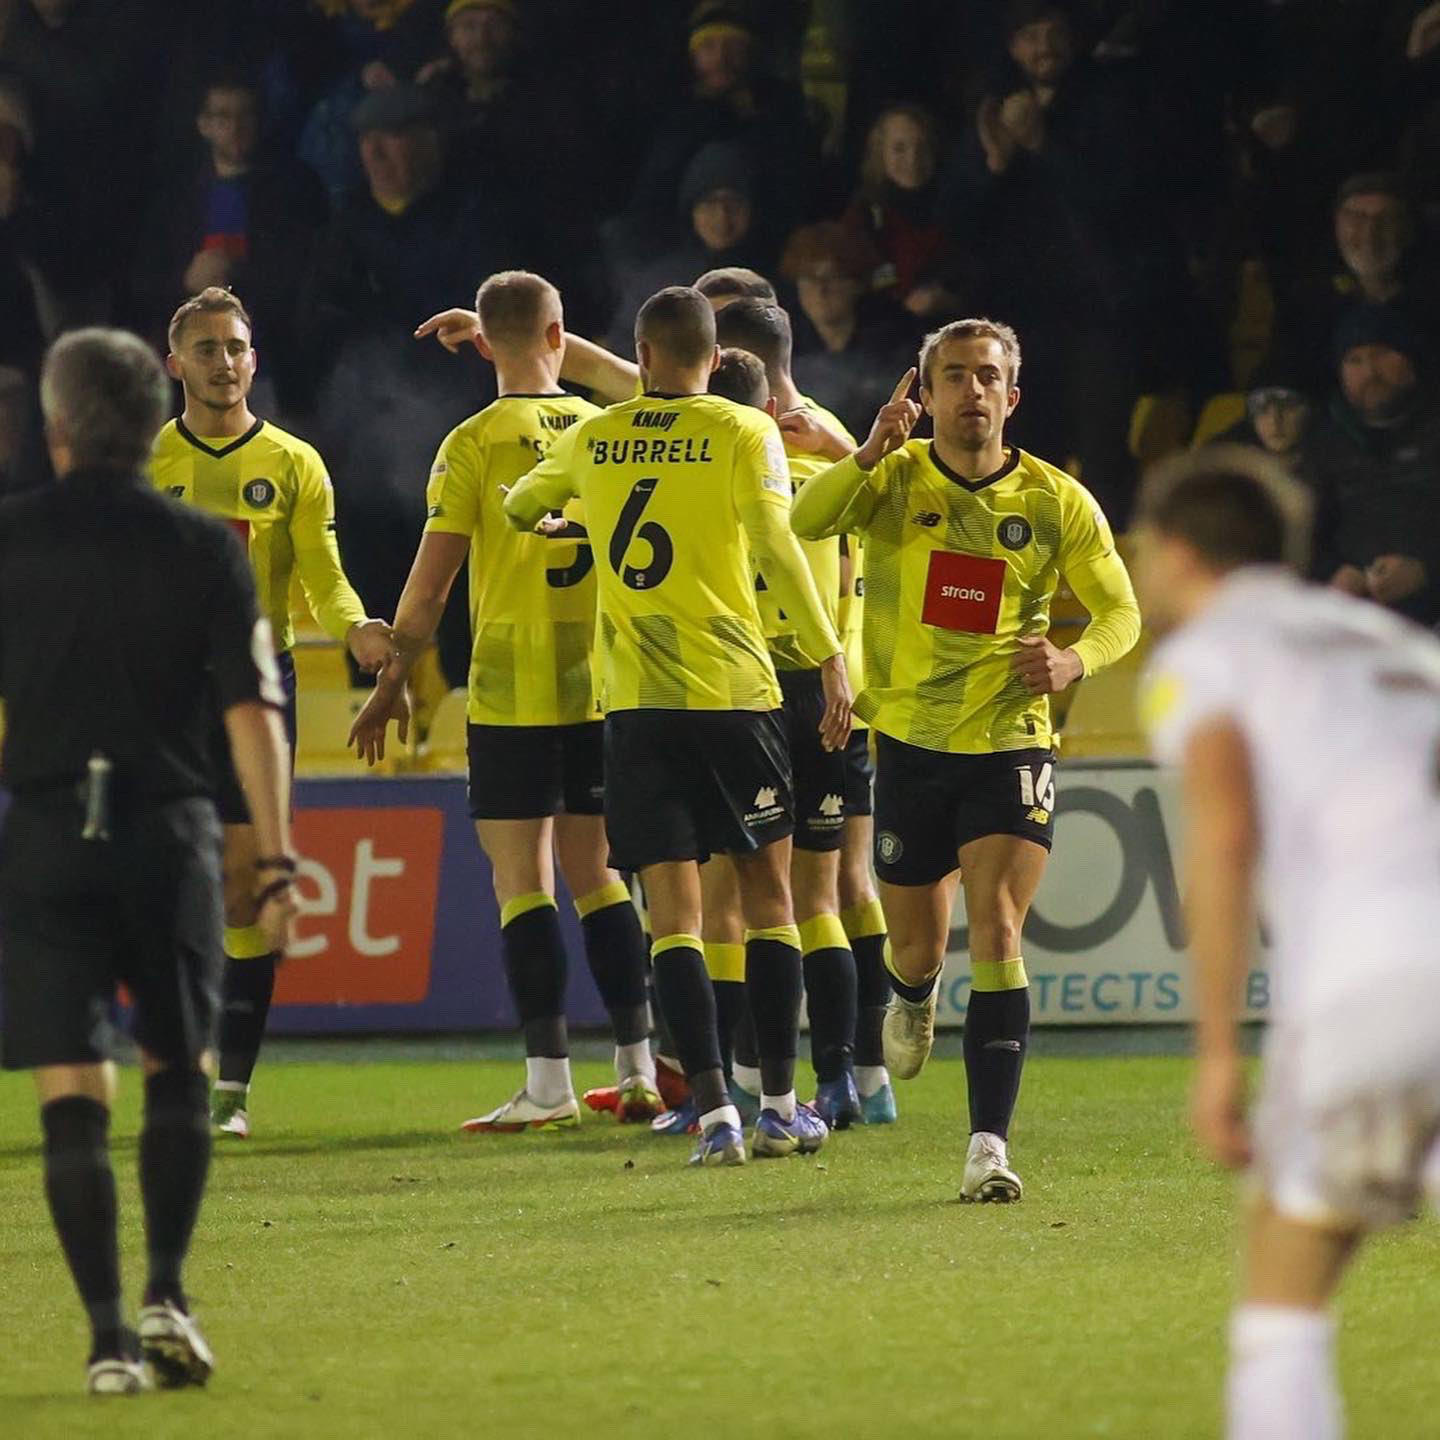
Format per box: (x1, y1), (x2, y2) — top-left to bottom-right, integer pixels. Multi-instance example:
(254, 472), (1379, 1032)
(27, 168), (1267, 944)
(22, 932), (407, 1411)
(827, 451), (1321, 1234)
(414, 307), (481, 353)
(557, 333), (640, 404)
(791, 369), (918, 540)
(289, 447), (392, 673)
(502, 421), (583, 531)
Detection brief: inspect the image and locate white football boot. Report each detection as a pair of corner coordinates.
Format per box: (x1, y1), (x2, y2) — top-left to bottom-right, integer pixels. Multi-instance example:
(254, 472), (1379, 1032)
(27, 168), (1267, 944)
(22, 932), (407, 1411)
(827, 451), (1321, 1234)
(460, 1089), (580, 1133)
(960, 1131), (1023, 1203)
(882, 987), (938, 1079)
(86, 1357), (151, 1396)
(138, 1301), (214, 1388)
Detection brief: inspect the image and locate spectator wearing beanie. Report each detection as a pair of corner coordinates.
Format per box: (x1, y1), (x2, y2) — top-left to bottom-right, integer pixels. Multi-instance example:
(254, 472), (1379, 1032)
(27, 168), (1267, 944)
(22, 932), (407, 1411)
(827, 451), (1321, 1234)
(1212, 348), (1317, 475)
(1308, 304), (1440, 626)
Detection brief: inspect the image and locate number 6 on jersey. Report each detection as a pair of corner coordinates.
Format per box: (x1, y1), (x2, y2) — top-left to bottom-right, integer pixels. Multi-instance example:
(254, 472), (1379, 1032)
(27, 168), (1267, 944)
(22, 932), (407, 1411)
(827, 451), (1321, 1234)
(609, 476), (674, 590)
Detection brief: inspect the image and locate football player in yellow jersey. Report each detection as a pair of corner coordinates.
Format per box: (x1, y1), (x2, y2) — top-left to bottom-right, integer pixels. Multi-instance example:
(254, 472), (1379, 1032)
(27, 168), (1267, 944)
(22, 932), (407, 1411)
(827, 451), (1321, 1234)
(347, 272), (659, 1133)
(793, 318), (1141, 1201)
(505, 287), (851, 1167)
(706, 302), (897, 1134)
(153, 287), (391, 1139)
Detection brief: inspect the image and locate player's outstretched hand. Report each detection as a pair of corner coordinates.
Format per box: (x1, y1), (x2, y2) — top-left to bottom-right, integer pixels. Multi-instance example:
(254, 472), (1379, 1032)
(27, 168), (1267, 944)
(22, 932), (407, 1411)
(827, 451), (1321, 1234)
(346, 618), (396, 675)
(1191, 1052), (1252, 1170)
(348, 675), (410, 766)
(414, 307), (480, 354)
(777, 406), (854, 461)
(1013, 634), (1083, 695)
(855, 369), (920, 471)
(818, 652), (853, 753)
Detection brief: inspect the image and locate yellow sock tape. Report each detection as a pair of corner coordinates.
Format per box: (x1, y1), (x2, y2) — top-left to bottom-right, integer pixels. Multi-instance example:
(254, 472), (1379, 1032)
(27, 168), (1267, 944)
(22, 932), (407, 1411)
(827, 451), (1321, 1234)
(798, 912), (850, 956)
(573, 880), (631, 920)
(499, 890), (558, 929)
(839, 897), (886, 940)
(224, 924), (274, 960)
(703, 941), (747, 984)
(652, 932), (703, 959)
(971, 957), (1028, 993)
(744, 924), (801, 950)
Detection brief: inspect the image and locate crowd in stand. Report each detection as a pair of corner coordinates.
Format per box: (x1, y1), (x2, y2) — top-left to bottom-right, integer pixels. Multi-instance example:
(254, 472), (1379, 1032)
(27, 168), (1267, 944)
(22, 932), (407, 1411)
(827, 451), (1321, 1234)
(2, 0), (1438, 641)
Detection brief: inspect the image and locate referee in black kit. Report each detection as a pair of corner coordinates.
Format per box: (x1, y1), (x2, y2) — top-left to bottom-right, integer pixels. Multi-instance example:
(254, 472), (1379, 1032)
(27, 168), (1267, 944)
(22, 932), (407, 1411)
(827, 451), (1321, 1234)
(0, 329), (298, 1395)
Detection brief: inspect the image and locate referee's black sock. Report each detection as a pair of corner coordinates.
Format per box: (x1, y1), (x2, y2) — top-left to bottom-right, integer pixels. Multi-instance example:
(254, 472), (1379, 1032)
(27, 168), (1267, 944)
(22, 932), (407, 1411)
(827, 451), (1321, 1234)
(800, 913), (857, 1084)
(651, 934), (727, 1114)
(963, 959), (1030, 1139)
(217, 943), (278, 1088)
(575, 883), (650, 1047)
(843, 899), (890, 1069)
(744, 926), (804, 1099)
(500, 892), (569, 1059)
(139, 1068), (211, 1311)
(703, 942), (748, 1082)
(41, 1096), (124, 1359)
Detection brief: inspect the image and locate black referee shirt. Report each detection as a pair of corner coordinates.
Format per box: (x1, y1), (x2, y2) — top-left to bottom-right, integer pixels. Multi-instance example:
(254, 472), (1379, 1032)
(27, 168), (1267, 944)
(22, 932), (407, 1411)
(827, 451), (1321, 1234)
(0, 465), (281, 803)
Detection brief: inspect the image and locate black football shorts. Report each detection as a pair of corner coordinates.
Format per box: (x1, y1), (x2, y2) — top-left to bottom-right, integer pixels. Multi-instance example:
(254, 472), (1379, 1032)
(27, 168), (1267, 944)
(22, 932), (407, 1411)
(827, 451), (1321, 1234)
(467, 721), (605, 820)
(778, 669), (846, 853)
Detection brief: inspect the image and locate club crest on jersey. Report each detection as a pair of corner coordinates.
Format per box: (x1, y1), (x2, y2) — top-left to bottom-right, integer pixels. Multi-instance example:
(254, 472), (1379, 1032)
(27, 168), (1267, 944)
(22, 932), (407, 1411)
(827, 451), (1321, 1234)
(243, 478), (277, 510)
(997, 515), (1032, 550)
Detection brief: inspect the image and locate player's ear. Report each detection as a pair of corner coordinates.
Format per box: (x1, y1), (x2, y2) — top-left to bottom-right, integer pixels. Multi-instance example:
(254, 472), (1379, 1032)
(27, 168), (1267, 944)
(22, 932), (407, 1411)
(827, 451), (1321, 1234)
(474, 332), (495, 362)
(249, 347), (259, 377)
(164, 352), (182, 380)
(544, 319), (563, 353)
(1007, 385), (1020, 416)
(918, 384), (935, 417)
(764, 396), (778, 419)
(707, 345), (720, 375)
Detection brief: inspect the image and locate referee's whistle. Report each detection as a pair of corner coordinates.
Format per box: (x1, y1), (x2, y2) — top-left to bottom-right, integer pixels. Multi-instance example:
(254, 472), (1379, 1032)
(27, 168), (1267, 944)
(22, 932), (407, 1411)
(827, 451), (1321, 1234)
(80, 751), (112, 842)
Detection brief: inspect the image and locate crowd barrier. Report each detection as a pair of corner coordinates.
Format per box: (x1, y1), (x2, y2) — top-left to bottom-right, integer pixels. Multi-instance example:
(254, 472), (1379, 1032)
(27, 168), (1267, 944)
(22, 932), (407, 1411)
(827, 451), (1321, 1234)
(0, 762), (1271, 1033)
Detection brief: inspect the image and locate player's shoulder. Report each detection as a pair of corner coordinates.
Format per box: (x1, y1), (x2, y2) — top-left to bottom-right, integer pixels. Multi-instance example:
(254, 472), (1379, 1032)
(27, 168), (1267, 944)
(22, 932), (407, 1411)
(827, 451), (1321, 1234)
(690, 391), (774, 439)
(1012, 449), (1090, 503)
(255, 420), (328, 480)
(798, 394), (858, 449)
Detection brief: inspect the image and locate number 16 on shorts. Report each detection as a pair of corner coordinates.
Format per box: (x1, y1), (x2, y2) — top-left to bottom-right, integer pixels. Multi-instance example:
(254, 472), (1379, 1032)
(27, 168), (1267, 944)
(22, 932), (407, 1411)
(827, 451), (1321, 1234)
(1017, 760), (1055, 813)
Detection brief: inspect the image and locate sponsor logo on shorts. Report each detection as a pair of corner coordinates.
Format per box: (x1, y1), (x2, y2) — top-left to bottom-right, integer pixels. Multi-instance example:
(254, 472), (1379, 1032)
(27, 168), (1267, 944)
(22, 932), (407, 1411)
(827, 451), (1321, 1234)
(819, 793), (844, 818)
(745, 785), (785, 826)
(877, 830), (904, 863)
(243, 477), (277, 510)
(911, 511), (941, 528)
(997, 515), (1032, 550)
(808, 792), (845, 833)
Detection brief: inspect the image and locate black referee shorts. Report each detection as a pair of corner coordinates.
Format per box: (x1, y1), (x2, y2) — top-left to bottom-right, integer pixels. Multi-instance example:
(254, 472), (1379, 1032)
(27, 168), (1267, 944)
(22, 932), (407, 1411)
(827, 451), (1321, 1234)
(0, 795), (225, 1070)
(778, 669), (846, 853)
(467, 721), (605, 820)
(213, 648), (297, 825)
(603, 708), (793, 871)
(872, 733), (1056, 887)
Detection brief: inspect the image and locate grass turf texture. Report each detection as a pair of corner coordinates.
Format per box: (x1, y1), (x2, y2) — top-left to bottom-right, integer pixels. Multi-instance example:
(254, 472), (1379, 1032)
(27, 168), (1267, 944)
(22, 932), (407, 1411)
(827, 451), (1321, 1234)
(2, 1039), (1437, 1439)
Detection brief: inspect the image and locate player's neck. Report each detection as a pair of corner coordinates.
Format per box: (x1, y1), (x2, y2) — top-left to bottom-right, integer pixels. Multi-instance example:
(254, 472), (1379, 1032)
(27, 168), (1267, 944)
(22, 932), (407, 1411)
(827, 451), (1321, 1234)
(181, 396), (256, 438)
(495, 356), (563, 396)
(771, 373), (804, 412)
(934, 433), (1007, 480)
(642, 365), (708, 397)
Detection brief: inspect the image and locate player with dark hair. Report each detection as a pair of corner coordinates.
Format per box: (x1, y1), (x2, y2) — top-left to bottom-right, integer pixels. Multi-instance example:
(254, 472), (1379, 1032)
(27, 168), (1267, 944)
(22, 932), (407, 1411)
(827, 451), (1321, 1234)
(151, 287), (391, 1139)
(694, 266), (777, 308)
(1135, 446), (1440, 1440)
(505, 287), (851, 1166)
(349, 271), (659, 1131)
(793, 317), (1140, 1200)
(715, 298), (896, 1125)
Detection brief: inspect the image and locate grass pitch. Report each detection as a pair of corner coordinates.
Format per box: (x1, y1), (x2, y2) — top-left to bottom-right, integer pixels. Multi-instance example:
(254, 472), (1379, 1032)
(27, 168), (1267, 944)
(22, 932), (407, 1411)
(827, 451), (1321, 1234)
(2, 1037), (1438, 1439)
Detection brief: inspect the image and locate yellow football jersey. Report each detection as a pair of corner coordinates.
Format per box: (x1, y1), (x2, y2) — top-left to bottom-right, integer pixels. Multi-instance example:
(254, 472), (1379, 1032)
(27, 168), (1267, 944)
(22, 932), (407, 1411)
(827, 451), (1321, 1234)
(151, 418), (366, 654)
(424, 393), (603, 727)
(792, 441), (1138, 754)
(504, 392), (840, 714)
(755, 449), (841, 672)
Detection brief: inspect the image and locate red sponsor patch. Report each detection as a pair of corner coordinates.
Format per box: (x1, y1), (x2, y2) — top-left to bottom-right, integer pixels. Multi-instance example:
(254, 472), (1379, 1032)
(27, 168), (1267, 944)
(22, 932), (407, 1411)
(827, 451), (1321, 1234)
(275, 807), (443, 1005)
(920, 551), (1006, 633)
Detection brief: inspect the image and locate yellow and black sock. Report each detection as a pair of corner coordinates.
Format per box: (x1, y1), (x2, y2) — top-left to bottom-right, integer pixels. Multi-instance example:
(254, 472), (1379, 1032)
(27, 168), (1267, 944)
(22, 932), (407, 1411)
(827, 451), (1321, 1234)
(703, 941), (747, 1081)
(744, 924), (803, 1098)
(843, 898), (889, 1068)
(651, 933), (727, 1112)
(500, 892), (568, 1058)
(799, 913), (857, 1083)
(217, 925), (278, 1088)
(574, 882), (649, 1046)
(963, 958), (1030, 1138)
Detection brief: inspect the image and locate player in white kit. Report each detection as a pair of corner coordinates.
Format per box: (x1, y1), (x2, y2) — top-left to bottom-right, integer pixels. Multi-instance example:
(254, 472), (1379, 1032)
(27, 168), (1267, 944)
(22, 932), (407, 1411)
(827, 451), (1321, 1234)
(1134, 445), (1440, 1440)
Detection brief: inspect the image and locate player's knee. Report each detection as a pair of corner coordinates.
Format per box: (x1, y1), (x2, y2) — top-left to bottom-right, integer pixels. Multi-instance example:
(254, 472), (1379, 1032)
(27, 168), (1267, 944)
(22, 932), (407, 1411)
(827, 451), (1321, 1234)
(890, 934), (945, 981)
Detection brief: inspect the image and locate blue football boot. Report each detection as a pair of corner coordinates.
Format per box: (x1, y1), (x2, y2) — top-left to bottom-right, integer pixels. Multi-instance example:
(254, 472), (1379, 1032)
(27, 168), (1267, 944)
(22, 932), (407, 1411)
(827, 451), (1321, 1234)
(650, 1098), (699, 1136)
(688, 1120), (746, 1167)
(859, 1081), (898, 1125)
(752, 1101), (829, 1158)
(812, 1072), (862, 1131)
(727, 1078), (762, 1126)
